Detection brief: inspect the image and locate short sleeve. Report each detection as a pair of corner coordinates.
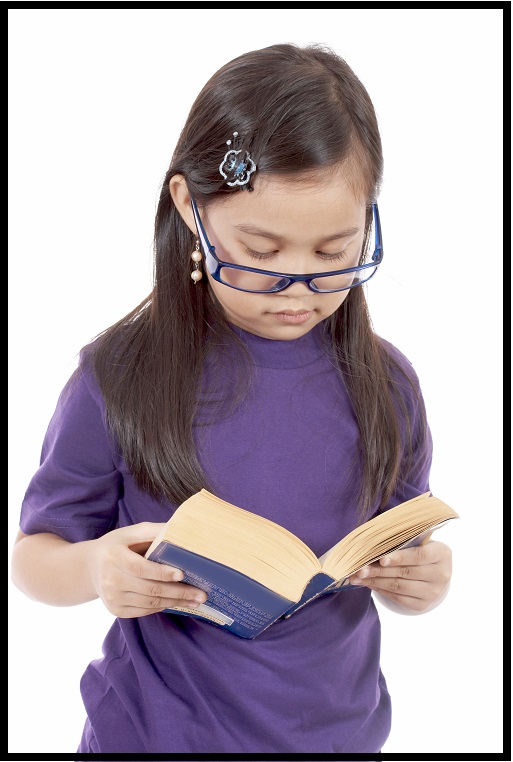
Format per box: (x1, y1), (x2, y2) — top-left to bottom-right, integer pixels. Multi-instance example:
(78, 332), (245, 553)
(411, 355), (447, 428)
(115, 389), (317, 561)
(19, 355), (121, 542)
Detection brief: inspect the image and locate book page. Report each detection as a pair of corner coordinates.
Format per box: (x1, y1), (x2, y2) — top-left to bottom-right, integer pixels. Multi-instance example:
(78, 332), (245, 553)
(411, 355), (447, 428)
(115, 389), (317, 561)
(318, 495), (458, 580)
(151, 490), (322, 600)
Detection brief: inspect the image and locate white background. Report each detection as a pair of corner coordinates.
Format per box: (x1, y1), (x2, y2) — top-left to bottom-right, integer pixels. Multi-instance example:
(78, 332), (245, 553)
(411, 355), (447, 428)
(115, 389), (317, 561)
(8, 7), (505, 757)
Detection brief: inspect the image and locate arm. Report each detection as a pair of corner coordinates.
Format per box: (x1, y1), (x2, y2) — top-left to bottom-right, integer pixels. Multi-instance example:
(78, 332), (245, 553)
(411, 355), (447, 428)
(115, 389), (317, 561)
(11, 525), (207, 617)
(13, 360), (207, 617)
(354, 344), (451, 614)
(347, 539), (452, 615)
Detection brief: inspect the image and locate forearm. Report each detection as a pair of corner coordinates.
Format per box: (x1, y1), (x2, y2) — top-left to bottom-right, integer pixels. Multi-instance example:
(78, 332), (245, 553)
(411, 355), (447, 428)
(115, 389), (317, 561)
(11, 531), (98, 607)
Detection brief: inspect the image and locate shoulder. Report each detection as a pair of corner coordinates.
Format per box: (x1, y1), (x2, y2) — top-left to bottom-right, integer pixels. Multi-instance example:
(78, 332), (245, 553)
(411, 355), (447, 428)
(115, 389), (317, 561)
(377, 335), (415, 369)
(377, 335), (422, 388)
(375, 336), (428, 427)
(58, 340), (106, 415)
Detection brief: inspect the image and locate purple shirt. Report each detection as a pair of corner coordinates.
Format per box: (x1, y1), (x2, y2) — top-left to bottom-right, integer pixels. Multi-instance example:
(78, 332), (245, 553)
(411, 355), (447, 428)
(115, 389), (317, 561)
(20, 325), (432, 753)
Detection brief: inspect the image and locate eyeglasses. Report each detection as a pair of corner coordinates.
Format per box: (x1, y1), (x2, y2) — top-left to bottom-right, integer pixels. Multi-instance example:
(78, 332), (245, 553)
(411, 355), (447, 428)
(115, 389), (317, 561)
(191, 197), (383, 294)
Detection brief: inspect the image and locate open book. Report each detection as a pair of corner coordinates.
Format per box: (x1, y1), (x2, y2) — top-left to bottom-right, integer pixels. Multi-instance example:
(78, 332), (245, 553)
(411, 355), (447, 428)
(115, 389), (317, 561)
(145, 489), (459, 639)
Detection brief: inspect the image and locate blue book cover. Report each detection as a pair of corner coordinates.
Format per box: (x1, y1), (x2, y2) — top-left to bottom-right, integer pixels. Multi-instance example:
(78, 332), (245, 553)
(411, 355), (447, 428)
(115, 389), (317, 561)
(149, 542), (298, 639)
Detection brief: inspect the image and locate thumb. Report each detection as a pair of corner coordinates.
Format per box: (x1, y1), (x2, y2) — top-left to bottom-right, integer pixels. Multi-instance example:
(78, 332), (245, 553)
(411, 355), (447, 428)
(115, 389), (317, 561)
(116, 522), (168, 555)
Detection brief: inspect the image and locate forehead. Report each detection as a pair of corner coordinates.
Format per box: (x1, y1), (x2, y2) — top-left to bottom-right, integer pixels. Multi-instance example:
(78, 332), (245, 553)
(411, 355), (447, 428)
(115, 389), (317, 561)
(208, 164), (368, 230)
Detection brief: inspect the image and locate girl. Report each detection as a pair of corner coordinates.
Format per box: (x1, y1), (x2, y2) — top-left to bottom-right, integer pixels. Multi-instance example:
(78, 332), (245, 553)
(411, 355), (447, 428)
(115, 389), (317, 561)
(11, 42), (452, 754)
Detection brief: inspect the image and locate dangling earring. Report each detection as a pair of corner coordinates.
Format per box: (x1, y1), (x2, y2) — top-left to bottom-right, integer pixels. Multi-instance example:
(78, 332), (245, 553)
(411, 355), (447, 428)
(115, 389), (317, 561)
(190, 239), (203, 283)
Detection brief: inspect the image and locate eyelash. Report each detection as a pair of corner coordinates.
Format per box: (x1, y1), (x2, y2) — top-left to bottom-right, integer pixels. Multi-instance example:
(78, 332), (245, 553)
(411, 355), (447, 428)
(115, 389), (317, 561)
(245, 248), (349, 263)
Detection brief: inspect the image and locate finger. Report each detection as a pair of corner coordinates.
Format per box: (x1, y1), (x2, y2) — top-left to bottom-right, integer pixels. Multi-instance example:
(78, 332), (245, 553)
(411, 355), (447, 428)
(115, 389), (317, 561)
(379, 540), (450, 568)
(124, 577), (207, 603)
(125, 550), (185, 583)
(360, 575), (432, 599)
(379, 544), (434, 568)
(124, 583), (208, 612)
(115, 523), (171, 558)
(349, 562), (439, 587)
(116, 522), (169, 546)
(356, 573), (449, 609)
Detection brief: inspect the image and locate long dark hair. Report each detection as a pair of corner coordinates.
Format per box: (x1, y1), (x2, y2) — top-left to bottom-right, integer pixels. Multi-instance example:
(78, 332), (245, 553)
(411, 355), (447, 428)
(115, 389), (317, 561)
(90, 43), (425, 521)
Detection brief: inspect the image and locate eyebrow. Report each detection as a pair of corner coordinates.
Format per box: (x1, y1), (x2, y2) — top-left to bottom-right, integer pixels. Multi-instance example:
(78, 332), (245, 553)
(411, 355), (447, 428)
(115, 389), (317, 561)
(233, 223), (361, 242)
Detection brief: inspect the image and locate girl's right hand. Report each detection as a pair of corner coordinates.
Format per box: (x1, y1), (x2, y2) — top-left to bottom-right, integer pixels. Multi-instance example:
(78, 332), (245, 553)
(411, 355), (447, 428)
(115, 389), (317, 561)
(87, 522), (208, 618)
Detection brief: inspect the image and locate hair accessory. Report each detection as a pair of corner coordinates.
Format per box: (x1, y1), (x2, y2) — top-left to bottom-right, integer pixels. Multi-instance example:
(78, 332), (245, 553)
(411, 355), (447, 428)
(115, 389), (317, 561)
(219, 132), (256, 190)
(190, 239), (203, 283)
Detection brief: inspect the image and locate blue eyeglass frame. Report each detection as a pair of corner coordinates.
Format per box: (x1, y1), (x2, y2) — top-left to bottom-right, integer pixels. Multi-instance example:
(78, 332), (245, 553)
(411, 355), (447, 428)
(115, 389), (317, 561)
(190, 197), (383, 294)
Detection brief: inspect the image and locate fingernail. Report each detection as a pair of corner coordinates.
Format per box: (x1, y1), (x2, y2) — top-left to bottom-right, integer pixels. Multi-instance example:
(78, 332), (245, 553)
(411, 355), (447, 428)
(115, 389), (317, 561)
(170, 571), (184, 581)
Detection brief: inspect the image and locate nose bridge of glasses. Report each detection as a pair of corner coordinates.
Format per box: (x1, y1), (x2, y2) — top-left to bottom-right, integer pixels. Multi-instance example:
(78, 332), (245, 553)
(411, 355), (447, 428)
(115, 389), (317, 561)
(277, 275), (316, 294)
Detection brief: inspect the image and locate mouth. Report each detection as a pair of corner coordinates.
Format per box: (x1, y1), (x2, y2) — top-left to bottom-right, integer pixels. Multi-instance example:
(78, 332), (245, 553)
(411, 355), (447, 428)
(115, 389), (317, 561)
(270, 310), (314, 324)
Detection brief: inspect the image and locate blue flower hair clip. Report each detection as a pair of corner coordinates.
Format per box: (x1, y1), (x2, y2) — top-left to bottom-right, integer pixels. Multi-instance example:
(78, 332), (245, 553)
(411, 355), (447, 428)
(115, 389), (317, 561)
(219, 132), (256, 191)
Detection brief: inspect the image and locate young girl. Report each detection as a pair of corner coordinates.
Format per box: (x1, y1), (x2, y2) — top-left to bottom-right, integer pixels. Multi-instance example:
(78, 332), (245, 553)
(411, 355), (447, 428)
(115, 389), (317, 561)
(11, 42), (452, 754)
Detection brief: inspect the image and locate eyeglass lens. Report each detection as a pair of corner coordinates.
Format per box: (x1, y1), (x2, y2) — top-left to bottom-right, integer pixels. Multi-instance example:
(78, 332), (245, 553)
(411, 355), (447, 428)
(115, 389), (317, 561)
(216, 263), (378, 292)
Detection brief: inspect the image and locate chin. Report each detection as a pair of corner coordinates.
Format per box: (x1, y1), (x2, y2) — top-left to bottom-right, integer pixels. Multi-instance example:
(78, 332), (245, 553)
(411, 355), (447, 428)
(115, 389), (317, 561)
(255, 321), (320, 341)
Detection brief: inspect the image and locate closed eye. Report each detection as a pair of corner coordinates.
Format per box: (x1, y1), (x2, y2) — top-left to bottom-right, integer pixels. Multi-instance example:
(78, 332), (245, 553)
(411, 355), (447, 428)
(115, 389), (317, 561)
(244, 248), (279, 262)
(316, 250), (349, 262)
(245, 248), (350, 263)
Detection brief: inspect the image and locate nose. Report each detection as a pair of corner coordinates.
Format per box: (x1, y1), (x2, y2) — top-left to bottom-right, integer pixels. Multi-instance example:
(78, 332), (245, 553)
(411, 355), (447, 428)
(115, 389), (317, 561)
(279, 279), (313, 296)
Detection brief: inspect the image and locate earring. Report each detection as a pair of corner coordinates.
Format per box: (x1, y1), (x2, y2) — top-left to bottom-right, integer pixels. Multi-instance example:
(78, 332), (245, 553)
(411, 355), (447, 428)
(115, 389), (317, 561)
(190, 239), (203, 283)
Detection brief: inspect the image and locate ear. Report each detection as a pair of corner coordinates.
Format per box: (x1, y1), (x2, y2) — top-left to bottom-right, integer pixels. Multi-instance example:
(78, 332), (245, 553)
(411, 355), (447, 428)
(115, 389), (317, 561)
(169, 174), (197, 235)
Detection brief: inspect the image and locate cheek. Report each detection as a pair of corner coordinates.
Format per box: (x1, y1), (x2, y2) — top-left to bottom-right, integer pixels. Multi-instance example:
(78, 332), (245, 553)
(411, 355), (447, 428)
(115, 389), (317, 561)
(208, 278), (253, 314)
(322, 291), (350, 315)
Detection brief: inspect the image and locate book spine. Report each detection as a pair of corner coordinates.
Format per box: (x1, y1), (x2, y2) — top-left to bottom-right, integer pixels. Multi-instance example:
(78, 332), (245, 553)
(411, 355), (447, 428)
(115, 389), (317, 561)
(281, 572), (339, 618)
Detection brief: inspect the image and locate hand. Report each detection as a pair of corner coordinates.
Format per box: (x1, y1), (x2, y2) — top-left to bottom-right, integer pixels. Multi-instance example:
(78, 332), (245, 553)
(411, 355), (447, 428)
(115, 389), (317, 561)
(87, 523), (208, 618)
(348, 540), (452, 614)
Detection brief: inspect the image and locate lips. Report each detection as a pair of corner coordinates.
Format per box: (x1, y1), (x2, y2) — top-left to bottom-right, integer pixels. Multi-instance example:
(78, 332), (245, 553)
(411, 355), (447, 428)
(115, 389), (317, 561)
(271, 310), (313, 324)
(274, 310), (310, 316)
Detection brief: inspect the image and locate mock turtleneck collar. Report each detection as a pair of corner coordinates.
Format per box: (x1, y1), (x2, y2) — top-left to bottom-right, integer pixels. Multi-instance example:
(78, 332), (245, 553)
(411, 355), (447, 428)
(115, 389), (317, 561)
(229, 323), (328, 369)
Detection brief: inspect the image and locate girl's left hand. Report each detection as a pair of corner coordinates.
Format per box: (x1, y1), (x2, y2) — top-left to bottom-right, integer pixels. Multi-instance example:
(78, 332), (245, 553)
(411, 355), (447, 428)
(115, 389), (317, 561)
(348, 540), (452, 613)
